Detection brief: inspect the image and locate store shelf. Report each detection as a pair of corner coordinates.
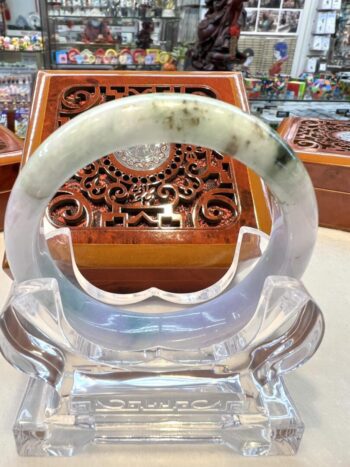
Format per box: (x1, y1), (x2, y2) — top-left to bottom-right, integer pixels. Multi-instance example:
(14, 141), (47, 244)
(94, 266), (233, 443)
(311, 32), (334, 35)
(52, 63), (162, 70)
(7, 28), (42, 35)
(0, 50), (44, 54)
(47, 1), (110, 7)
(249, 98), (350, 102)
(48, 15), (180, 20)
(51, 41), (120, 46)
(49, 15), (122, 19)
(328, 65), (350, 71)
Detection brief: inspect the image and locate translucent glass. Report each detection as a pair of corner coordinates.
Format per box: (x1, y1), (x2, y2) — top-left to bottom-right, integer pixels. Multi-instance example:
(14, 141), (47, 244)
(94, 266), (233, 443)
(45, 224), (269, 306)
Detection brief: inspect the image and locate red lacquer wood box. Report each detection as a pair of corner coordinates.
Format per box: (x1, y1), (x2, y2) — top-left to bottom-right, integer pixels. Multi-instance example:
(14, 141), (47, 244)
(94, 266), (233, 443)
(0, 126), (22, 231)
(279, 117), (350, 232)
(14, 71), (271, 293)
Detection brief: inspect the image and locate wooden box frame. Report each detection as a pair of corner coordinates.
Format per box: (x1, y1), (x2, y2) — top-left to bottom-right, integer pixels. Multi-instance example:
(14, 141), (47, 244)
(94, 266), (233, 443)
(279, 117), (350, 232)
(0, 126), (23, 231)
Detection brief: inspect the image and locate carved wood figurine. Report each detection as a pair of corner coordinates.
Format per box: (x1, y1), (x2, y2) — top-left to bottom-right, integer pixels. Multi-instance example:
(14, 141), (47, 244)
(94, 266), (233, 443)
(191, 0), (247, 71)
(136, 20), (154, 49)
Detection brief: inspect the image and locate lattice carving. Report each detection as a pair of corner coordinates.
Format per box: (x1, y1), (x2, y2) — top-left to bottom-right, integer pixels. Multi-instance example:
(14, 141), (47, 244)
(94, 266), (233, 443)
(48, 83), (242, 231)
(56, 84), (219, 127)
(292, 119), (350, 155)
(49, 144), (239, 229)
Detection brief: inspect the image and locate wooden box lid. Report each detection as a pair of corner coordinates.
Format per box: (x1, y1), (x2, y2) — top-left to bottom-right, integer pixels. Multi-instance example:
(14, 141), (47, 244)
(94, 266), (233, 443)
(278, 117), (350, 163)
(19, 71), (270, 293)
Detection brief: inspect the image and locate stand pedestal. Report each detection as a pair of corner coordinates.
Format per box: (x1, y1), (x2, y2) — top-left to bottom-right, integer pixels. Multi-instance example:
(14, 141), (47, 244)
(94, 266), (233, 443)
(1, 275), (324, 457)
(15, 372), (303, 457)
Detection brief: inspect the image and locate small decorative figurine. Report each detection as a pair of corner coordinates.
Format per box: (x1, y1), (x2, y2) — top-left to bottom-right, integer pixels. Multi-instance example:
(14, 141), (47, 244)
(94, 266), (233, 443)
(0, 34), (43, 51)
(136, 19), (154, 49)
(162, 0), (176, 17)
(269, 41), (289, 76)
(83, 19), (114, 43)
(241, 47), (254, 75)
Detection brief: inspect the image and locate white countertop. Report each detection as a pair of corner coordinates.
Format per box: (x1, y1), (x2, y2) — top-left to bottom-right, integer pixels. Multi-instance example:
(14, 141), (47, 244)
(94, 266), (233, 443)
(0, 228), (350, 467)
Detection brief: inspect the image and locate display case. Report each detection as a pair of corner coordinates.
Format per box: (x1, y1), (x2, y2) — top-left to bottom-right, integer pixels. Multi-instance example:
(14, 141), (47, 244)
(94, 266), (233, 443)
(303, 0), (341, 74)
(231, 2), (350, 123)
(0, 63), (39, 138)
(40, 0), (181, 69)
(250, 98), (350, 128)
(0, 1), (44, 137)
(328, 0), (350, 72)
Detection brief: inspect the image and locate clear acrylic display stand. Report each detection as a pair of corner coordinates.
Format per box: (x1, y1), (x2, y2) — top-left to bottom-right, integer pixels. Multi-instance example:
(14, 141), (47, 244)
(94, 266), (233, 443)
(1, 227), (324, 457)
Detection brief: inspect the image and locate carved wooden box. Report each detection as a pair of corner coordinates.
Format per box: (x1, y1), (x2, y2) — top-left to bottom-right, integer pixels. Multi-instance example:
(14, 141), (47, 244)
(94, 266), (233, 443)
(20, 71), (270, 292)
(279, 117), (350, 231)
(0, 126), (22, 231)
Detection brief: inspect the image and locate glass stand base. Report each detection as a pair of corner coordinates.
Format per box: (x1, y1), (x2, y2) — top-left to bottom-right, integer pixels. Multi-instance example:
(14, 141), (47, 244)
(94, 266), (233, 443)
(15, 371), (303, 457)
(1, 275), (324, 457)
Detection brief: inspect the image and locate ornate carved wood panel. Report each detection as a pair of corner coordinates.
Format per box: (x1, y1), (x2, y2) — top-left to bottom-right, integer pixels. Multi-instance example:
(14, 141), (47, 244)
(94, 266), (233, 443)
(48, 82), (244, 233)
(56, 84), (218, 127)
(290, 119), (350, 155)
(18, 71), (269, 292)
(49, 145), (242, 231)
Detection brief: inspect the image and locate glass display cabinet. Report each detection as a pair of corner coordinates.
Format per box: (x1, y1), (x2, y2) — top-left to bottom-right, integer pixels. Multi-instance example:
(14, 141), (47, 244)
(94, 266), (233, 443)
(39, 0), (180, 69)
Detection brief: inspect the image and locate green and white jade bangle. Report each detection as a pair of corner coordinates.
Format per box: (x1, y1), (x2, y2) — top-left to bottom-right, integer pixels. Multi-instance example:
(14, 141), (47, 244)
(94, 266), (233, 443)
(4, 94), (318, 352)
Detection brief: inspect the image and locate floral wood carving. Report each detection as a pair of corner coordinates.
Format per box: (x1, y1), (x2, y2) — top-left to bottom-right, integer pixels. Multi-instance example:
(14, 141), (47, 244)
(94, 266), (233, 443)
(56, 84), (219, 126)
(292, 119), (350, 155)
(48, 84), (241, 230)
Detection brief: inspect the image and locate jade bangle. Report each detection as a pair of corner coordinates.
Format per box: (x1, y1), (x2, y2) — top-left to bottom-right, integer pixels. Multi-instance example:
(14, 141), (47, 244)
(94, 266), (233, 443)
(4, 94), (318, 351)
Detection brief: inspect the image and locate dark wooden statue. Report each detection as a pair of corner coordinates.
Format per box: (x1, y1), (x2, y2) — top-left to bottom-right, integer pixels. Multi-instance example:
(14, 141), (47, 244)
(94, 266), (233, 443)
(191, 0), (247, 71)
(136, 20), (154, 49)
